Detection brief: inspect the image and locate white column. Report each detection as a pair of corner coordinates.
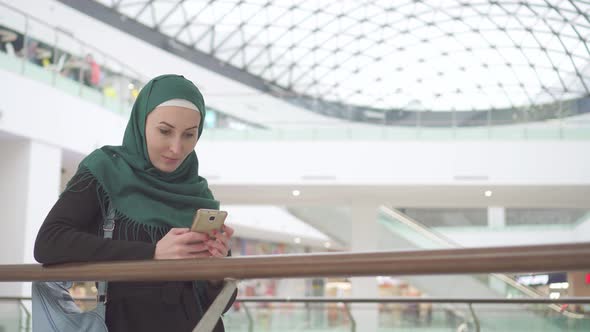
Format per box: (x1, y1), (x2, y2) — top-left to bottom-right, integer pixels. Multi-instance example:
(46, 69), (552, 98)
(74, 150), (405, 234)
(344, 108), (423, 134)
(0, 139), (30, 297)
(23, 142), (62, 265)
(487, 207), (506, 294)
(350, 205), (379, 331)
(488, 206), (506, 229)
(0, 139), (61, 297)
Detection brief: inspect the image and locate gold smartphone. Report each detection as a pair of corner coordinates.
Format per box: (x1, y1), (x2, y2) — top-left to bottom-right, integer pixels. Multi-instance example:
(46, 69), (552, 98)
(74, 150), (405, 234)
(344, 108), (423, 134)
(191, 209), (228, 236)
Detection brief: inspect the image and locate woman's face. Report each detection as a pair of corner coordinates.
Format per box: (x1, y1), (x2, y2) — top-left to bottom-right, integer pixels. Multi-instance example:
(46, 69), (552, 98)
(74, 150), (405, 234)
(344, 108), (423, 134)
(145, 105), (201, 173)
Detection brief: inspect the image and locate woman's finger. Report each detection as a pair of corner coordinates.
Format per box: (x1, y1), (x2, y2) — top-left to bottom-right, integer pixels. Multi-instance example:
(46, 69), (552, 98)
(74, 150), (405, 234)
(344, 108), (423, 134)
(206, 239), (227, 255)
(178, 231), (209, 244)
(209, 248), (225, 258)
(176, 242), (209, 257)
(169, 228), (190, 235)
(188, 242), (209, 253)
(212, 230), (229, 246)
(208, 238), (228, 256)
(222, 225), (234, 238)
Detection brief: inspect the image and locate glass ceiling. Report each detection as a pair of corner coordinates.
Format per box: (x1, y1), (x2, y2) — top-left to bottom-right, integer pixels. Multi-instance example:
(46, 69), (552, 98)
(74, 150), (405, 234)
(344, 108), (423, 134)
(95, 0), (590, 111)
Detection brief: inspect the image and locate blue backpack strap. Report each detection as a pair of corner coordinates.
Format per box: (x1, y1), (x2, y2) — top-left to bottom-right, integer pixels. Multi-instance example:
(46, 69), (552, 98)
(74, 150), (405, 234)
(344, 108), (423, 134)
(95, 205), (115, 318)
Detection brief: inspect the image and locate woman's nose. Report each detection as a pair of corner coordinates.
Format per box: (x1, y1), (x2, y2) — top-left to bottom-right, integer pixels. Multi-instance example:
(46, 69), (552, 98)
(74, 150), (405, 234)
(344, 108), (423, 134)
(169, 138), (182, 154)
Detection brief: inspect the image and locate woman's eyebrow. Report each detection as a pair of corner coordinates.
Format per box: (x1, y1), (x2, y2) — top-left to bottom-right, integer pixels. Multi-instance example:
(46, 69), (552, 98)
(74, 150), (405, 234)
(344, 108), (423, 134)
(159, 122), (199, 130)
(159, 121), (175, 128)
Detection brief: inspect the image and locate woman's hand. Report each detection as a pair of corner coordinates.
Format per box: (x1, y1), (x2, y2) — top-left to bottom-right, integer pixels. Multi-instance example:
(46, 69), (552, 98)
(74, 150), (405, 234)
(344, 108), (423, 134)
(206, 225), (235, 287)
(154, 228), (211, 260)
(206, 225), (234, 258)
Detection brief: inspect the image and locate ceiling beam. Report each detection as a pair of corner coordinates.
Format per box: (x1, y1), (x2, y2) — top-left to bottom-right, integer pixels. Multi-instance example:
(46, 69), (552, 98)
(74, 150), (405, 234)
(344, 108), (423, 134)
(57, 0), (274, 94)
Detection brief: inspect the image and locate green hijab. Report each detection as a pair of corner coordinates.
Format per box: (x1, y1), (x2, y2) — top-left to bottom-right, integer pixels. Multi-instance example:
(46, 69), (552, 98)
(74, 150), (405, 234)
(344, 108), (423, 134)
(66, 74), (219, 235)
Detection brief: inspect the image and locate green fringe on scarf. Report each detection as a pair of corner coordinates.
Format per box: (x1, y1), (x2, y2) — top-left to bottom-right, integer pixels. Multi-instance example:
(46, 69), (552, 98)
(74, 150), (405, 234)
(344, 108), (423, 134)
(63, 170), (173, 243)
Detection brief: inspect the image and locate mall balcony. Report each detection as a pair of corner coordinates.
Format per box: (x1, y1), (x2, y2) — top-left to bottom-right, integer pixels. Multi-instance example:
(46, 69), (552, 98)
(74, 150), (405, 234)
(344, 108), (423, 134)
(0, 0), (589, 331)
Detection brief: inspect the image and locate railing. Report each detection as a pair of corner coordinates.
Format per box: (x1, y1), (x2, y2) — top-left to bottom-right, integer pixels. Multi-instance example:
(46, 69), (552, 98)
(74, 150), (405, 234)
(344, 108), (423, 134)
(0, 243), (589, 331)
(1, 243), (590, 282)
(235, 297), (590, 304)
(4, 296), (590, 332)
(378, 206), (586, 319)
(238, 298), (590, 332)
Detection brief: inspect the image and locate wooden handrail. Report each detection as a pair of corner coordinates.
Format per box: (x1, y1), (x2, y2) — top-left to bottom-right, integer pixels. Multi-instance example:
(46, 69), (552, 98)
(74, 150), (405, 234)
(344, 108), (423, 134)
(2, 296), (590, 304)
(234, 297), (590, 304)
(1, 243), (589, 282)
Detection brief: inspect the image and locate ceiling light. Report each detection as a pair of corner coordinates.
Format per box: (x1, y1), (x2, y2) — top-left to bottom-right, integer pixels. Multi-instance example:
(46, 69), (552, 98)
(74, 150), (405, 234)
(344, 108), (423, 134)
(292, 190), (300, 197)
(484, 190), (493, 197)
(128, 83), (134, 90)
(294, 237), (301, 244)
(324, 242), (331, 248)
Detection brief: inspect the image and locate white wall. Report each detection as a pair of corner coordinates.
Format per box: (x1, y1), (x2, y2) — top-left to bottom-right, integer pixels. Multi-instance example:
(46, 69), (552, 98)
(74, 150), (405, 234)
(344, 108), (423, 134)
(197, 141), (590, 185)
(2, 71), (590, 188)
(0, 70), (125, 154)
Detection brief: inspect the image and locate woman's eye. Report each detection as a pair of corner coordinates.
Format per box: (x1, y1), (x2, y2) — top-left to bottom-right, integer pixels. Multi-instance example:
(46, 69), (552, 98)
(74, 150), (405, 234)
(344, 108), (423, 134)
(184, 132), (195, 138)
(159, 128), (171, 135)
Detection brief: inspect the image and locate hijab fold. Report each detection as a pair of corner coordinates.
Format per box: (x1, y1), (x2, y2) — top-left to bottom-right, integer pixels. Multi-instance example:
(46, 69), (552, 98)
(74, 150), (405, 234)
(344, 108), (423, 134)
(65, 74), (219, 233)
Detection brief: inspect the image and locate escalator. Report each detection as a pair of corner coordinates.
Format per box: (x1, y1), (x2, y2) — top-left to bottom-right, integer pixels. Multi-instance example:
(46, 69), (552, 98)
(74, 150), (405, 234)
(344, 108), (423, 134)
(377, 206), (588, 331)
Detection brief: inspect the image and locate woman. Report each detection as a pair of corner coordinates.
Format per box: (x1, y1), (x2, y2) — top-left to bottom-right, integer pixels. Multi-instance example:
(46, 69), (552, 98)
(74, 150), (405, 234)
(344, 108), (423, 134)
(34, 74), (235, 332)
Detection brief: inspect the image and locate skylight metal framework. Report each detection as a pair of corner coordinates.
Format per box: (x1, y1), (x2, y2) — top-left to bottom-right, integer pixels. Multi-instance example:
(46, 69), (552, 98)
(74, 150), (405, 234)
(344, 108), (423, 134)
(94, 0), (590, 112)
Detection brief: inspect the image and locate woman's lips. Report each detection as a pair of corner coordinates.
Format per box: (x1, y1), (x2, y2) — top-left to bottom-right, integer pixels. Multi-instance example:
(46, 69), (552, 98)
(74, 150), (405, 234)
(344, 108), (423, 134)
(162, 156), (179, 164)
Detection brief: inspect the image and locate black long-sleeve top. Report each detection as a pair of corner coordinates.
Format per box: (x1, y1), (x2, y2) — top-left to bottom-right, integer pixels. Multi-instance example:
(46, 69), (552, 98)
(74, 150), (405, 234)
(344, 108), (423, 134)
(34, 176), (233, 332)
(34, 178), (155, 263)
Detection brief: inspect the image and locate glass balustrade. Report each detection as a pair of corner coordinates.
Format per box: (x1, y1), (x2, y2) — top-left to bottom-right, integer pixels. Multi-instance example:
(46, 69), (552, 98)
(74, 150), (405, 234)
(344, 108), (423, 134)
(7, 297), (587, 332)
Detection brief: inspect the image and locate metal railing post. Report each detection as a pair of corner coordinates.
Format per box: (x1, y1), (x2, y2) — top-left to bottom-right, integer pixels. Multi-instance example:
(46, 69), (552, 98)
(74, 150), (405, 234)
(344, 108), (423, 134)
(21, 16), (29, 75)
(243, 303), (253, 332)
(343, 303), (356, 332)
(51, 32), (58, 86)
(18, 300), (31, 332)
(468, 303), (480, 332)
(18, 300), (22, 332)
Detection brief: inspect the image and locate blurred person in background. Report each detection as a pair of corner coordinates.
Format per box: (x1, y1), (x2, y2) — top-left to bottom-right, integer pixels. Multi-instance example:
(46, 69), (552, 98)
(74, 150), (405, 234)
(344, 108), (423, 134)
(83, 53), (102, 87)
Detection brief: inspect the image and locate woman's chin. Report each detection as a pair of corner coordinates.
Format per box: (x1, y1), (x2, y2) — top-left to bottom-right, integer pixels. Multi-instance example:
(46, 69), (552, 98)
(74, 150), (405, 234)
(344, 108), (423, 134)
(155, 163), (179, 173)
